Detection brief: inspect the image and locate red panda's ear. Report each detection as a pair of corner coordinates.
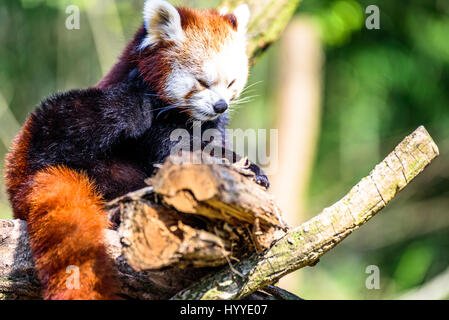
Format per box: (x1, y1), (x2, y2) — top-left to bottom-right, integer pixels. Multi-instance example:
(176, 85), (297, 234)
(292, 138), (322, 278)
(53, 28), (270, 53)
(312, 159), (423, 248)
(141, 0), (184, 49)
(233, 4), (250, 33)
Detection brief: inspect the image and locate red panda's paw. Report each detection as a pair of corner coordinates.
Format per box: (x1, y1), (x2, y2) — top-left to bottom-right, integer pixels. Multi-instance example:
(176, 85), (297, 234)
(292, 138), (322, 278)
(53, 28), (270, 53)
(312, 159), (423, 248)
(247, 162), (270, 189)
(254, 174), (270, 189)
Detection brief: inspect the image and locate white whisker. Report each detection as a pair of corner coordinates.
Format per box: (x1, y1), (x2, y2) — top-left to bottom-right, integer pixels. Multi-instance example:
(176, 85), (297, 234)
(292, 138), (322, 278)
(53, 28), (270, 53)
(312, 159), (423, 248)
(241, 80), (263, 94)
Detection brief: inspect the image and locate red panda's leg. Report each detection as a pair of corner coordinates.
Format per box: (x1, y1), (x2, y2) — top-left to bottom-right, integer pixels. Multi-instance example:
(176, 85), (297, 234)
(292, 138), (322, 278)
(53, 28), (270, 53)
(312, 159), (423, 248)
(26, 166), (118, 300)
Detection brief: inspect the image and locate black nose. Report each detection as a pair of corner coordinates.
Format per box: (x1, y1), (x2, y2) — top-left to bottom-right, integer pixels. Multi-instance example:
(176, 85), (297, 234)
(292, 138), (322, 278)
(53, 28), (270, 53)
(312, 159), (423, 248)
(213, 100), (228, 114)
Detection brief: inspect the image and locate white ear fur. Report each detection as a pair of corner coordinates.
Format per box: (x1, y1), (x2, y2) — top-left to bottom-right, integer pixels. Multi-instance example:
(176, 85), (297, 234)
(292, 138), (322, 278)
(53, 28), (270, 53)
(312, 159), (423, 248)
(233, 4), (250, 32)
(219, 6), (229, 15)
(141, 0), (184, 49)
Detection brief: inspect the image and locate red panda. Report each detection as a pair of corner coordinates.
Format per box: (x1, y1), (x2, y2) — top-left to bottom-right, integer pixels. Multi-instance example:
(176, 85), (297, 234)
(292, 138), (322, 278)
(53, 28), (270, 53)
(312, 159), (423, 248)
(5, 0), (267, 300)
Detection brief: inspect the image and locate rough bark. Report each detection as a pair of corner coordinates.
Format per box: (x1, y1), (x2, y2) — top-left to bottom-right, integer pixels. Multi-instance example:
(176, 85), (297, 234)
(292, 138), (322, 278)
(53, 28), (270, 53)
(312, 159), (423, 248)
(0, 218), (215, 300)
(0, 126), (439, 300)
(0, 155), (285, 300)
(172, 126), (439, 300)
(110, 156), (286, 272)
(0, 0), (306, 300)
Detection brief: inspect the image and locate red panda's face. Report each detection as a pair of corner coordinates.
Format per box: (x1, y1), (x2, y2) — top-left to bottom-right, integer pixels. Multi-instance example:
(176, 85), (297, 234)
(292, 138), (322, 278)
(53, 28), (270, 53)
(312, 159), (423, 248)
(138, 0), (251, 121)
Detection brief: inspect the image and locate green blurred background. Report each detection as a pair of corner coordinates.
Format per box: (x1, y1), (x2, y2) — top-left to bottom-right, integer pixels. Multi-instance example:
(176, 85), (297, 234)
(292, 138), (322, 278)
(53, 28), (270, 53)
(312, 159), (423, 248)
(0, 0), (448, 299)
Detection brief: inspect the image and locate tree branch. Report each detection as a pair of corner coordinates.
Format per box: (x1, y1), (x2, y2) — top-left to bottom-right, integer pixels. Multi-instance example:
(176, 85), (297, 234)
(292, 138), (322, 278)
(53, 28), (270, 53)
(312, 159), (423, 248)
(1, 0), (306, 300)
(172, 126), (439, 300)
(0, 1), (441, 300)
(0, 126), (438, 299)
(0, 218), (216, 300)
(112, 156), (286, 272)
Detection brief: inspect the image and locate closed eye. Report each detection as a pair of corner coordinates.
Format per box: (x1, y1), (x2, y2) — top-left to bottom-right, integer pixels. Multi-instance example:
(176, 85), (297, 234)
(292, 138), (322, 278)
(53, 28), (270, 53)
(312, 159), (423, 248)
(197, 79), (210, 89)
(228, 79), (236, 88)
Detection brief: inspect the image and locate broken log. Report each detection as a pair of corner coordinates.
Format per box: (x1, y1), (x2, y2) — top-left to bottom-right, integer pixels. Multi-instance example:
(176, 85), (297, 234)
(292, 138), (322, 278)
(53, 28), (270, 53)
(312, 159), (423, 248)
(0, 0), (313, 300)
(172, 126), (440, 299)
(1, 153), (287, 299)
(0, 126), (439, 300)
(0, 218), (214, 300)
(110, 156), (286, 272)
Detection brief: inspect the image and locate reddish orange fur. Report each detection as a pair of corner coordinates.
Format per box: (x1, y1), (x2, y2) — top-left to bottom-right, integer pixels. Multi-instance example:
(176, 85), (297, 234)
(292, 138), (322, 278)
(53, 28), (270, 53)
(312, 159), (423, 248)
(6, 120), (117, 300)
(134, 42), (174, 102)
(179, 9), (237, 46)
(4, 4), (242, 300)
(98, 9), (239, 100)
(25, 166), (118, 300)
(5, 116), (34, 220)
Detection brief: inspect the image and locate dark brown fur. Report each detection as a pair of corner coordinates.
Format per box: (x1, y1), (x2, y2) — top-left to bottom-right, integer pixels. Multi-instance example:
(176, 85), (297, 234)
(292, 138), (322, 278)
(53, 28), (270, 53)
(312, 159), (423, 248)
(5, 6), (265, 300)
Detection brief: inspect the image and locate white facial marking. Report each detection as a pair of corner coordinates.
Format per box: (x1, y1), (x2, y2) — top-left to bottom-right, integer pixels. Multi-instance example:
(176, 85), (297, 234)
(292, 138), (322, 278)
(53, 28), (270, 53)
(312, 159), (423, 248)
(160, 6), (251, 121)
(165, 67), (196, 101)
(199, 37), (248, 115)
(165, 33), (249, 121)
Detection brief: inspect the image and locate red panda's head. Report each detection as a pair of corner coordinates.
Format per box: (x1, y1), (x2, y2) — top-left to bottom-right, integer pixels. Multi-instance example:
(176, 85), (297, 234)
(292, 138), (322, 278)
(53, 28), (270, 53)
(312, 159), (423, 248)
(136, 0), (251, 121)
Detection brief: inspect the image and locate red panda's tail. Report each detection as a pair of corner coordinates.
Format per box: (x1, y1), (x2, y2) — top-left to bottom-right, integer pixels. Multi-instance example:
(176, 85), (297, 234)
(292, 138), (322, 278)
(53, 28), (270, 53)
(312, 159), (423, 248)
(25, 166), (118, 300)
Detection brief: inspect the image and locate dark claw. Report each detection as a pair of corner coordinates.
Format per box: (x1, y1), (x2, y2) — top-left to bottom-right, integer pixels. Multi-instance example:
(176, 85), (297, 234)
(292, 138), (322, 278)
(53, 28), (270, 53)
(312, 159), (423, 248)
(247, 162), (270, 189)
(255, 174), (270, 189)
